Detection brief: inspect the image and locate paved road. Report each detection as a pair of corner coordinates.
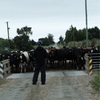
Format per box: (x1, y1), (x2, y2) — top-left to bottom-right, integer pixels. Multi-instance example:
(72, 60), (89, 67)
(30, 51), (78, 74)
(0, 71), (99, 100)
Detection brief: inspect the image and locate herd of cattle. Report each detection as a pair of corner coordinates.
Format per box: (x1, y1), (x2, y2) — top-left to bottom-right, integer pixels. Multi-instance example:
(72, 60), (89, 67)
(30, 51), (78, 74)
(0, 46), (100, 73)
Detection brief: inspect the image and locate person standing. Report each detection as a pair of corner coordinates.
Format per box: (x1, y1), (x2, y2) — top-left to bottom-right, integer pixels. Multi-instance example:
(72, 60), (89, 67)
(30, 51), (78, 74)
(32, 41), (48, 85)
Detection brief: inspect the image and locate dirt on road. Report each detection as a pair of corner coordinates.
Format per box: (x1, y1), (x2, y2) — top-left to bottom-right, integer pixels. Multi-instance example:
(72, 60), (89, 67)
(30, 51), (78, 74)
(0, 71), (99, 100)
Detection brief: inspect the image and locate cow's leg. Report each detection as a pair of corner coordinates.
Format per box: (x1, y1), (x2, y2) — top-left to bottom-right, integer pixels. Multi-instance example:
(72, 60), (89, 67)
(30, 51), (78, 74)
(19, 63), (23, 73)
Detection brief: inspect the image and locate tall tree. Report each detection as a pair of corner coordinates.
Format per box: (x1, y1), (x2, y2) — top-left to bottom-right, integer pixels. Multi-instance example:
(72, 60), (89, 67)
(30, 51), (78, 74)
(48, 33), (55, 44)
(59, 35), (64, 45)
(14, 26), (33, 51)
(65, 25), (77, 43)
(88, 26), (100, 39)
(17, 26), (32, 36)
(38, 37), (50, 46)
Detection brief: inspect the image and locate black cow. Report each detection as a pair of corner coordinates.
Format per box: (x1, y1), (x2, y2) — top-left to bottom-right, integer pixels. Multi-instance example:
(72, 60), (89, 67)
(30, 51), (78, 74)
(28, 50), (35, 71)
(0, 52), (10, 61)
(47, 47), (73, 69)
(90, 46), (100, 53)
(48, 49), (57, 68)
(9, 51), (21, 73)
(61, 47), (76, 69)
(73, 48), (86, 70)
(47, 47), (86, 70)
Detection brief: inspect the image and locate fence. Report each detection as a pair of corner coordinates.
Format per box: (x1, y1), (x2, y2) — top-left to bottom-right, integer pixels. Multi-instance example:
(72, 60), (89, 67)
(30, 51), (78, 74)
(88, 53), (100, 69)
(85, 53), (100, 75)
(0, 59), (11, 78)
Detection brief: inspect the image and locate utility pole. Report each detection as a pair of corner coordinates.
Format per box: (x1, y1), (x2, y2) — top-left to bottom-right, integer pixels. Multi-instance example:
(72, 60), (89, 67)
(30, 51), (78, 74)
(73, 30), (75, 47)
(85, 0), (88, 48)
(6, 21), (10, 40)
(6, 21), (10, 51)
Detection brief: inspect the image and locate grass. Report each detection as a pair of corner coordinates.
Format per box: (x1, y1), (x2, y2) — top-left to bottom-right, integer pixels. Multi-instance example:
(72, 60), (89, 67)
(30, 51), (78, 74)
(90, 73), (100, 91)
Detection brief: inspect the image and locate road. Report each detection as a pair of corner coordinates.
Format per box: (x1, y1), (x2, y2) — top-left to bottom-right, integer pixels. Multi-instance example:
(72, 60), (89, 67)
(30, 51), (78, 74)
(0, 71), (99, 100)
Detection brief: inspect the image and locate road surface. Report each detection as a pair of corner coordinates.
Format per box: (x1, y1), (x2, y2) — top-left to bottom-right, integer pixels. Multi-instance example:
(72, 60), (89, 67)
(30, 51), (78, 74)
(0, 70), (99, 100)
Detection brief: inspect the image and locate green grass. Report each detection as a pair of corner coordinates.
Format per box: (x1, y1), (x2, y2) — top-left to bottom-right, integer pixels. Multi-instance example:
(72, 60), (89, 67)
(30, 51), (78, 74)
(90, 73), (100, 91)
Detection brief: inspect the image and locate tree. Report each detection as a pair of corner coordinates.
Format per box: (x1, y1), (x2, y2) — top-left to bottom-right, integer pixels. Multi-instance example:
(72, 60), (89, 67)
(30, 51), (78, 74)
(14, 26), (33, 51)
(38, 37), (50, 46)
(65, 25), (77, 44)
(30, 39), (37, 45)
(58, 35), (64, 45)
(38, 34), (55, 46)
(17, 26), (32, 36)
(9, 39), (15, 50)
(88, 27), (100, 39)
(0, 38), (9, 52)
(78, 29), (86, 41)
(65, 26), (100, 45)
(48, 33), (55, 44)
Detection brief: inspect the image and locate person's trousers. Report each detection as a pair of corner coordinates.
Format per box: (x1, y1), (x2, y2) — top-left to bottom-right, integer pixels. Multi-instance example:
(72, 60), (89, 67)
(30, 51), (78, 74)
(32, 65), (46, 84)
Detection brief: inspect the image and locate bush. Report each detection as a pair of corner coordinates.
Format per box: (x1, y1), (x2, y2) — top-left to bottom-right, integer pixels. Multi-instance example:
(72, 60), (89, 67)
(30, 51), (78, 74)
(66, 39), (100, 48)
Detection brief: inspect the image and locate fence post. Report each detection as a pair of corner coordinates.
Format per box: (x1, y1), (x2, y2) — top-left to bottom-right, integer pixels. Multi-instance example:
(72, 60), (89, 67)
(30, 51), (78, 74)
(0, 63), (3, 78)
(89, 58), (93, 75)
(0, 59), (11, 78)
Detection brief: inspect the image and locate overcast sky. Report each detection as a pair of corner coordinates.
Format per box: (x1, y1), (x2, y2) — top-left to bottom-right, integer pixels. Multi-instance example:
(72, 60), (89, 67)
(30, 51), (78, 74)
(0, 0), (99, 42)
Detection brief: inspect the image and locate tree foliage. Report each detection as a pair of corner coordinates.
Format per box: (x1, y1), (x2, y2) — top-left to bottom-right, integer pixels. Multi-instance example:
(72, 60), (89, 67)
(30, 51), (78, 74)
(65, 25), (77, 43)
(65, 25), (100, 45)
(58, 35), (64, 45)
(48, 33), (55, 44)
(38, 33), (55, 46)
(88, 27), (100, 39)
(17, 26), (32, 36)
(14, 26), (33, 51)
(38, 37), (50, 46)
(0, 25), (100, 52)
(0, 38), (9, 52)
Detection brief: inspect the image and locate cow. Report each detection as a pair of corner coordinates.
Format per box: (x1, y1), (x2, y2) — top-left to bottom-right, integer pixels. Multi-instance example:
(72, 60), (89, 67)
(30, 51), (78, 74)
(10, 50), (34, 73)
(0, 52), (20, 73)
(0, 50), (36, 73)
(28, 50), (35, 71)
(47, 47), (73, 69)
(90, 46), (100, 53)
(73, 47), (86, 70)
(19, 50), (35, 73)
(8, 51), (21, 73)
(47, 46), (86, 70)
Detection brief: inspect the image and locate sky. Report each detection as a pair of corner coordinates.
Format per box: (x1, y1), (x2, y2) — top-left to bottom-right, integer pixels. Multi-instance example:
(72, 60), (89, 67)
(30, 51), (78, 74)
(0, 0), (100, 42)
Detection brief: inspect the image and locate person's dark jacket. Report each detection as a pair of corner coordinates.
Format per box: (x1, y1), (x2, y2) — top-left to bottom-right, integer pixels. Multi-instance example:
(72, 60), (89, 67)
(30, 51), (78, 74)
(34, 46), (48, 65)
